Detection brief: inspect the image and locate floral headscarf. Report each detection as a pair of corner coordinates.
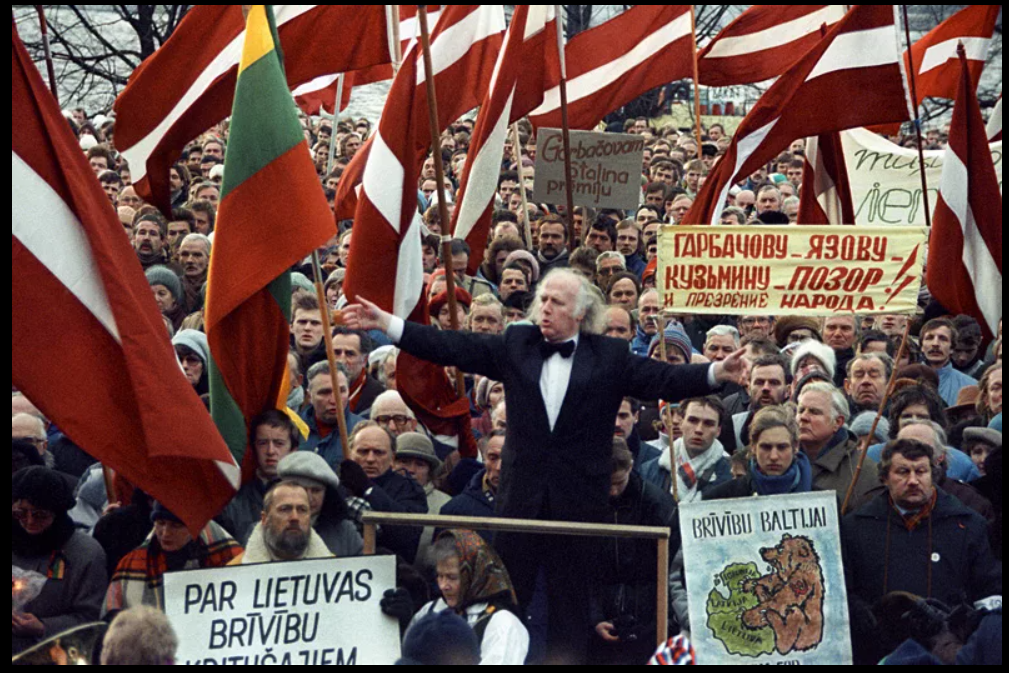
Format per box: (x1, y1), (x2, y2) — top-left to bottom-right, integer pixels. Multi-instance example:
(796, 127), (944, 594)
(437, 529), (518, 613)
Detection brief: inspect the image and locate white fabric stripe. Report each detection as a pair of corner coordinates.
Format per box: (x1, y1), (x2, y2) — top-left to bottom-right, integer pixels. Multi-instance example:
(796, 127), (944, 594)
(454, 90), (515, 242)
(704, 6), (845, 59)
(533, 12), (691, 116)
(524, 5), (555, 41)
(806, 25), (900, 83)
(122, 5), (320, 183)
(401, 9), (442, 43)
(362, 132), (405, 233)
(215, 460), (242, 490)
(393, 212), (426, 320)
(292, 73), (338, 97)
(416, 6), (505, 85)
(809, 135), (845, 223)
(919, 36), (991, 75)
(11, 152), (121, 343)
(987, 97), (1002, 141)
(710, 119), (780, 225)
(939, 150), (1002, 332)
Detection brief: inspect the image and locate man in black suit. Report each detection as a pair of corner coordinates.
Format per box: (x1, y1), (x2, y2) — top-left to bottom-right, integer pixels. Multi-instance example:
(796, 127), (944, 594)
(345, 269), (747, 663)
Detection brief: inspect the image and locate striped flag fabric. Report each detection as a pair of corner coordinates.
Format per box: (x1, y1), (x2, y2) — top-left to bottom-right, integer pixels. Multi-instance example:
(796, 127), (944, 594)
(927, 49), (1002, 340)
(698, 5), (847, 87)
(529, 5), (693, 131)
(204, 5), (336, 471)
(797, 131), (855, 225)
(452, 5), (561, 275)
(12, 21), (239, 534)
(114, 4), (391, 212)
(987, 95), (1002, 142)
(343, 5), (505, 456)
(293, 6), (443, 117)
(683, 5), (910, 226)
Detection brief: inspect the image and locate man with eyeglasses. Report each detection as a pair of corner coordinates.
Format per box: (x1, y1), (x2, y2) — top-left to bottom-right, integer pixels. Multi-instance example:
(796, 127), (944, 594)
(370, 391), (419, 439)
(12, 413), (53, 470)
(738, 315), (775, 341)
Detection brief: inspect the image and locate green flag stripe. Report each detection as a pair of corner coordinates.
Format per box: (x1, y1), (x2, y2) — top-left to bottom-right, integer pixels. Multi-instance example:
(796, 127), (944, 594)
(208, 358), (250, 464)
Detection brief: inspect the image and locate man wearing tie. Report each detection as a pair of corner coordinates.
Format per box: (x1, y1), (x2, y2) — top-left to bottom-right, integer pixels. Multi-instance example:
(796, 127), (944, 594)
(345, 268), (748, 664)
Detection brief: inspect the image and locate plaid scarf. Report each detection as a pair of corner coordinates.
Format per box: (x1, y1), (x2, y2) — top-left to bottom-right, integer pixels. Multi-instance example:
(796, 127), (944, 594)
(104, 522), (242, 615)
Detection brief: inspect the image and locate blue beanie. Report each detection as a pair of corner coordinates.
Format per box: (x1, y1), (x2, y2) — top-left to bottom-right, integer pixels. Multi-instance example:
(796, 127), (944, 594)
(648, 321), (693, 362)
(849, 412), (891, 444)
(397, 611), (480, 666)
(989, 414), (1002, 433)
(172, 329), (209, 367)
(150, 501), (184, 525)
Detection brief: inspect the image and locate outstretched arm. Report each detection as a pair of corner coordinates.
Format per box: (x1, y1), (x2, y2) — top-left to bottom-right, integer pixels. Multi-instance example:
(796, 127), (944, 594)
(621, 348), (750, 404)
(343, 298), (506, 382)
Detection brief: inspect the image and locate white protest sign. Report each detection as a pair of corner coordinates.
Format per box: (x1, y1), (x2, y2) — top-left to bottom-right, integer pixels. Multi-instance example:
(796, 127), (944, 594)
(164, 556), (401, 666)
(843, 127), (1002, 226)
(533, 128), (644, 210)
(679, 492), (852, 665)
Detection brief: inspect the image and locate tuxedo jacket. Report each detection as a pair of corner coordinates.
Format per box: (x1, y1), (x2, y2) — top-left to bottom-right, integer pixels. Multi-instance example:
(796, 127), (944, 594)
(399, 323), (714, 523)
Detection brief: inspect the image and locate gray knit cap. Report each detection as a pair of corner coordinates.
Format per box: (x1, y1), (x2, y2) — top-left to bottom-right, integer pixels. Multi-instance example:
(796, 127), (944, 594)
(145, 266), (183, 304)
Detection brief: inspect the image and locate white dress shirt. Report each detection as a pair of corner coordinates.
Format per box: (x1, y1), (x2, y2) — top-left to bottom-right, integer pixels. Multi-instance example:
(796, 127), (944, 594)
(386, 317), (719, 432)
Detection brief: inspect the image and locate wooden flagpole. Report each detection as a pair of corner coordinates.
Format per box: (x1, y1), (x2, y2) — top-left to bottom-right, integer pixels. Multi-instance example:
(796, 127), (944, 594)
(511, 123), (534, 248)
(689, 6), (704, 160)
(657, 313), (680, 503)
(310, 251), (352, 459)
(390, 5), (403, 73)
(34, 7), (59, 104)
(554, 5), (578, 251)
(326, 74), (345, 176)
(901, 4), (933, 229)
(418, 5), (467, 399)
(841, 321), (912, 515)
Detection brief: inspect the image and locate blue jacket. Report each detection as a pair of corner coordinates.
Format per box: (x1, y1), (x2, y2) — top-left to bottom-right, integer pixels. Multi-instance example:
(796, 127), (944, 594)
(299, 406), (364, 469)
(440, 471), (496, 543)
(624, 253), (647, 279)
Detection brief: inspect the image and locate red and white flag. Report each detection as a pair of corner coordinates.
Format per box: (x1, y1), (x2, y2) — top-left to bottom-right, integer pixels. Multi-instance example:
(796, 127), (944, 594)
(452, 5), (561, 275)
(529, 5), (693, 131)
(698, 5), (847, 87)
(927, 49), (1002, 340)
(114, 5), (392, 212)
(12, 22), (239, 534)
(293, 6), (443, 117)
(797, 131), (855, 225)
(987, 95), (1002, 142)
(343, 5), (506, 454)
(683, 5), (910, 226)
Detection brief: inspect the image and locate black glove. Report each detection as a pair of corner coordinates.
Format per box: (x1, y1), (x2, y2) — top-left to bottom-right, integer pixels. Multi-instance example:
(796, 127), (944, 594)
(380, 588), (415, 632)
(340, 460), (372, 498)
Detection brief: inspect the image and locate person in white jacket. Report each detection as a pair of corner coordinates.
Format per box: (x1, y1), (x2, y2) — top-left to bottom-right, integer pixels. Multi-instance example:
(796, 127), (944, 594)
(407, 530), (529, 666)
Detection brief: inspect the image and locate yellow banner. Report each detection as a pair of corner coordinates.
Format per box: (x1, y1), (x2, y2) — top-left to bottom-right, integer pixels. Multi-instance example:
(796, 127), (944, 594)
(656, 226), (928, 316)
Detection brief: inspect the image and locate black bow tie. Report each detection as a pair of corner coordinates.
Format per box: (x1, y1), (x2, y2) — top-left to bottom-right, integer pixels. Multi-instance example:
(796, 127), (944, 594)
(541, 340), (576, 359)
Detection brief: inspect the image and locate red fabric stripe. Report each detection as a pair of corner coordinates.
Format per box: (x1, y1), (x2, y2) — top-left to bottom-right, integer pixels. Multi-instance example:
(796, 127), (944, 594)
(699, 5), (838, 87)
(908, 5), (1000, 102)
(13, 22), (236, 533)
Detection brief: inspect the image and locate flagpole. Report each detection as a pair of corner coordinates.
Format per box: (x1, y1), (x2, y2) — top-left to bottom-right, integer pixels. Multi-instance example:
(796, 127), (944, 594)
(690, 6), (704, 160)
(512, 123), (534, 248)
(310, 251), (352, 457)
(901, 4), (933, 229)
(34, 6), (58, 104)
(390, 5), (403, 73)
(555, 5), (578, 252)
(841, 321), (912, 516)
(326, 74), (345, 176)
(418, 4), (467, 399)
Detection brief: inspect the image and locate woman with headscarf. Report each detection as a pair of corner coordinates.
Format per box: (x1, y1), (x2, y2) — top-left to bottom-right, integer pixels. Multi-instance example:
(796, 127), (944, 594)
(12, 467), (109, 656)
(406, 530), (529, 665)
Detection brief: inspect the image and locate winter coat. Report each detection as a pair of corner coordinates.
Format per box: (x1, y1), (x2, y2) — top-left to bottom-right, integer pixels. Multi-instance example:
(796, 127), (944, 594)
(842, 490), (1002, 612)
(410, 599), (529, 666)
(441, 471), (497, 543)
(12, 523), (108, 655)
(230, 523), (333, 565)
(366, 469), (428, 563)
(217, 477), (270, 546)
(299, 405), (365, 469)
(639, 441), (732, 503)
(590, 472), (676, 663)
(626, 431), (660, 474)
(808, 429), (884, 513)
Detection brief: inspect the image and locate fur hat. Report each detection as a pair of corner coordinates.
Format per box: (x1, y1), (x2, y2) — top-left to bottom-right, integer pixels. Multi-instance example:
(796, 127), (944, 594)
(790, 340), (837, 380)
(774, 316), (823, 348)
(503, 250), (541, 283)
(11, 467), (75, 513)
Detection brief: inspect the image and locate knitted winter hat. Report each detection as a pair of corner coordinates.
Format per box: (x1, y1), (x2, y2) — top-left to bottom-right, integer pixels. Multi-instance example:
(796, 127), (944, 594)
(503, 250), (541, 283)
(398, 611), (480, 666)
(648, 321), (693, 362)
(172, 329), (209, 367)
(790, 340), (837, 380)
(145, 266), (183, 304)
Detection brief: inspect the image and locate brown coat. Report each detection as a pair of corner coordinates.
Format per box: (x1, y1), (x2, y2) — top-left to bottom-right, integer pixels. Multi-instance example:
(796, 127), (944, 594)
(807, 429), (884, 514)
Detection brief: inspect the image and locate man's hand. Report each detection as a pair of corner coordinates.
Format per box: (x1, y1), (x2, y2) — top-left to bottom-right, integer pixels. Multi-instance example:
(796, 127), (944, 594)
(342, 297), (392, 334)
(713, 348), (750, 387)
(595, 622), (621, 643)
(12, 612), (45, 638)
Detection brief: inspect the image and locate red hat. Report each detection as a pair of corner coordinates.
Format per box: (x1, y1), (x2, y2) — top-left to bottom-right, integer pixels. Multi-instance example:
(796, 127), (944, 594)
(429, 287), (473, 318)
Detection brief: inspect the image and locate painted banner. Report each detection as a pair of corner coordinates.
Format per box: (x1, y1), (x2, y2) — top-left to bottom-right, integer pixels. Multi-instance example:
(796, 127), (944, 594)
(164, 556), (400, 666)
(657, 225), (927, 316)
(533, 129), (644, 210)
(843, 127), (1002, 226)
(680, 492), (853, 666)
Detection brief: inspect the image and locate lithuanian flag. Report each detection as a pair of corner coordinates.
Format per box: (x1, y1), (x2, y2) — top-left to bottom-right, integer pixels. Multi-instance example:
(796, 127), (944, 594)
(205, 5), (335, 470)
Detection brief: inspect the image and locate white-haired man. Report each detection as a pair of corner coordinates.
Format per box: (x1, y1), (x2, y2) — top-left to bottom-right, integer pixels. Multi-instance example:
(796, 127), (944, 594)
(344, 268), (748, 664)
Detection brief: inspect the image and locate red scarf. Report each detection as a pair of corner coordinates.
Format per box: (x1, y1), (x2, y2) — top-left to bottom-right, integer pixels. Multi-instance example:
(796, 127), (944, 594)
(892, 490), (939, 532)
(348, 369), (368, 414)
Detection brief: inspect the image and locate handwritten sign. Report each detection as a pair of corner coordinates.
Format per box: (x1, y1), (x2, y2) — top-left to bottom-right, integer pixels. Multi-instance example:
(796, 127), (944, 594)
(533, 129), (644, 210)
(657, 225), (927, 316)
(680, 493), (853, 665)
(843, 127), (1002, 227)
(164, 556), (400, 666)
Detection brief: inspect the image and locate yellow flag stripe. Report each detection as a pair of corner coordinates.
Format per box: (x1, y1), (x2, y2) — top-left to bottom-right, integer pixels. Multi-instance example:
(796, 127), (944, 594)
(239, 5), (275, 75)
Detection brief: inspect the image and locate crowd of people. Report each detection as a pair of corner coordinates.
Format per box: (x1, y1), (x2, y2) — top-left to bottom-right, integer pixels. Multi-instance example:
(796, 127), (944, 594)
(12, 98), (1002, 666)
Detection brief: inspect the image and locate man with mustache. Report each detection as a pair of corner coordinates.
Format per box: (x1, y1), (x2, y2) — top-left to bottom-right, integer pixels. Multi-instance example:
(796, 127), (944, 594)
(133, 212), (173, 271)
(177, 234), (210, 313)
(233, 481), (333, 565)
(921, 318), (978, 407)
(536, 216), (570, 276)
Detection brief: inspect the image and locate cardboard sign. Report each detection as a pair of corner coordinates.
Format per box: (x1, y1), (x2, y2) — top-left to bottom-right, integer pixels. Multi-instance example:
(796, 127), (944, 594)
(533, 129), (644, 210)
(164, 556), (401, 666)
(657, 225), (927, 316)
(843, 127), (1002, 227)
(680, 492), (853, 665)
